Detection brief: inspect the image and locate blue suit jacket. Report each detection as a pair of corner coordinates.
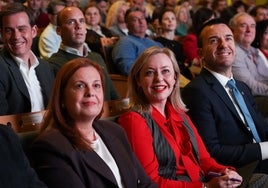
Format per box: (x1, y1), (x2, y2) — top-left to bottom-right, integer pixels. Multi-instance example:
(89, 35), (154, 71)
(182, 68), (268, 169)
(31, 120), (156, 188)
(0, 49), (55, 115)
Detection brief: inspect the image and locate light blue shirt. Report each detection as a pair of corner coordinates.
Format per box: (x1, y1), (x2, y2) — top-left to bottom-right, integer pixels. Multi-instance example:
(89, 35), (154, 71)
(112, 34), (162, 76)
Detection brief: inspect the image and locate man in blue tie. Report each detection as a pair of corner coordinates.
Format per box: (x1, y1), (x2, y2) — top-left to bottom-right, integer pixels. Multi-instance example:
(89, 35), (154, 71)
(182, 18), (268, 174)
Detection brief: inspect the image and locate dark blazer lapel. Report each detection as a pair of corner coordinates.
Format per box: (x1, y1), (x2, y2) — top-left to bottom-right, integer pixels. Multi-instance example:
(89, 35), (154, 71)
(82, 150), (119, 186)
(94, 121), (138, 187)
(201, 69), (242, 121)
(2, 52), (30, 101)
(35, 60), (50, 102)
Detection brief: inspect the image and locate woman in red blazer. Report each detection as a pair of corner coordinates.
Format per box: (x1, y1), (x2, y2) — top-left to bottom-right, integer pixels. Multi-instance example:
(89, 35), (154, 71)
(118, 46), (242, 188)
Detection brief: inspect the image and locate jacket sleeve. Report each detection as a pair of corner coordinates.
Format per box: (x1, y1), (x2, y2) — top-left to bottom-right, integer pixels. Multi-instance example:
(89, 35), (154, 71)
(0, 126), (47, 188)
(31, 138), (87, 188)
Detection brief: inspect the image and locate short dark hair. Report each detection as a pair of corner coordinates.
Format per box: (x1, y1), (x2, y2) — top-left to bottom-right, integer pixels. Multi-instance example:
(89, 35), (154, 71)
(47, 0), (66, 15)
(0, 3), (35, 28)
(249, 5), (267, 17)
(197, 18), (227, 48)
(125, 7), (144, 23)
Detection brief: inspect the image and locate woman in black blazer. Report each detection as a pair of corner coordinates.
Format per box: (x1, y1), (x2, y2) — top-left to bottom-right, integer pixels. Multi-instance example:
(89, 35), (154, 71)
(31, 57), (156, 188)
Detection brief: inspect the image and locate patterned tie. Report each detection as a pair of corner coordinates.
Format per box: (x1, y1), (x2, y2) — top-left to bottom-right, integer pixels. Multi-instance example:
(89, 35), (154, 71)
(227, 79), (261, 143)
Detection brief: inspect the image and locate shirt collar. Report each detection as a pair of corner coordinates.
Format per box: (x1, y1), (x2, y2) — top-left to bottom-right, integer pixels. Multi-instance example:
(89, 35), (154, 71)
(60, 43), (91, 57)
(11, 51), (39, 69)
(204, 67), (233, 88)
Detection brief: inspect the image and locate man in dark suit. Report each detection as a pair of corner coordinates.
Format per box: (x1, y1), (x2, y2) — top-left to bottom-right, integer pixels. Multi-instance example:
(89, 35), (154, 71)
(0, 125), (46, 187)
(182, 19), (268, 174)
(0, 3), (55, 115)
(48, 6), (119, 101)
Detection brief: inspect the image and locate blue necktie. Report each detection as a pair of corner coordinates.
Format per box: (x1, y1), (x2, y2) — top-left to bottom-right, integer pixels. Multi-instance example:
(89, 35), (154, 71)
(227, 79), (261, 143)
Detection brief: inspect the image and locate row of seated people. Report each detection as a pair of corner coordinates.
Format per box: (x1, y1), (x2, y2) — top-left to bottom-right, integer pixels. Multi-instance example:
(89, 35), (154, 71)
(2, 43), (268, 187)
(1, 1), (268, 186)
(36, 0), (268, 111)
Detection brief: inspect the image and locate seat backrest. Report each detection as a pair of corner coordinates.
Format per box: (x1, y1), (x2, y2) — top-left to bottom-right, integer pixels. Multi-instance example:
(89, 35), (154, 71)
(100, 37), (119, 73)
(101, 99), (129, 121)
(109, 74), (128, 98)
(0, 110), (47, 133)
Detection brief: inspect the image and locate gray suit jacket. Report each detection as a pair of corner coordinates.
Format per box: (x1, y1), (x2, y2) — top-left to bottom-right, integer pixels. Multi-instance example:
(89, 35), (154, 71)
(0, 49), (55, 115)
(31, 120), (156, 188)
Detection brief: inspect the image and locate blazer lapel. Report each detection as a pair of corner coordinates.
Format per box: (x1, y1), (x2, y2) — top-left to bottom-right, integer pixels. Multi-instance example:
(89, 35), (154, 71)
(201, 69), (243, 122)
(94, 121), (138, 187)
(2, 52), (30, 101)
(81, 150), (119, 186)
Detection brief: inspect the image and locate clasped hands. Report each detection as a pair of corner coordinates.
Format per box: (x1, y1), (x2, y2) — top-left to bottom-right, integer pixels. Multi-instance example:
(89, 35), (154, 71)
(206, 168), (243, 188)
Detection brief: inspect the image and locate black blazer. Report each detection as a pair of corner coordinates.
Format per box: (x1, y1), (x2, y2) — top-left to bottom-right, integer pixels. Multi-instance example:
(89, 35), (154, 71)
(182, 68), (268, 169)
(0, 49), (55, 115)
(31, 120), (157, 188)
(0, 125), (46, 188)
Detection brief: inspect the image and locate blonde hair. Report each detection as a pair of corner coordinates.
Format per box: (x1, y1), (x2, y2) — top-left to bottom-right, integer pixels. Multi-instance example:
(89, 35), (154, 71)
(128, 46), (187, 113)
(105, 0), (129, 28)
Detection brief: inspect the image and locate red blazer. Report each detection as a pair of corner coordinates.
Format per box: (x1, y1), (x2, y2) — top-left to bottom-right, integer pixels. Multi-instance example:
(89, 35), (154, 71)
(118, 103), (228, 188)
(182, 33), (198, 63)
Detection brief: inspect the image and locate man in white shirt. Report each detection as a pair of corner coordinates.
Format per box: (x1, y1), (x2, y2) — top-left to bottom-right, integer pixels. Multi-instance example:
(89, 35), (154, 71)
(38, 1), (65, 59)
(0, 3), (55, 115)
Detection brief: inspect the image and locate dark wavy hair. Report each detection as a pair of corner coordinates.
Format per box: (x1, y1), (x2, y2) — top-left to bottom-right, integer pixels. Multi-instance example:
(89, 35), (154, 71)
(252, 19), (268, 48)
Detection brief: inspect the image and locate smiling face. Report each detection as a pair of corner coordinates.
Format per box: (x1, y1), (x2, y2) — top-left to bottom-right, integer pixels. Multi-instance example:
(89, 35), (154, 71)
(137, 53), (176, 106)
(199, 23), (235, 75)
(63, 66), (104, 122)
(1, 11), (37, 62)
(57, 7), (86, 48)
(233, 14), (256, 48)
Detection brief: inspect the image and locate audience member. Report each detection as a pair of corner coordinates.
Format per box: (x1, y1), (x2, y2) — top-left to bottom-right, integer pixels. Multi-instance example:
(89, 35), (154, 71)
(252, 19), (268, 60)
(26, 0), (50, 34)
(182, 7), (215, 75)
(220, 0), (247, 25)
(48, 6), (119, 101)
(0, 3), (55, 115)
(229, 12), (268, 118)
(211, 0), (227, 18)
(64, 0), (79, 7)
(174, 5), (190, 38)
(93, 0), (109, 24)
(31, 57), (157, 188)
(112, 7), (162, 76)
(118, 46), (243, 187)
(38, 0), (65, 60)
(249, 4), (268, 22)
(0, 125), (47, 187)
(182, 19), (268, 174)
(154, 8), (192, 80)
(84, 3), (115, 59)
(41, 0), (50, 13)
(105, 0), (129, 37)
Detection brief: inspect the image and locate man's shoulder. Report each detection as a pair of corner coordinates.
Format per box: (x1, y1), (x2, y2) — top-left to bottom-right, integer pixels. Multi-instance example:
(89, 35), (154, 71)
(48, 50), (71, 62)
